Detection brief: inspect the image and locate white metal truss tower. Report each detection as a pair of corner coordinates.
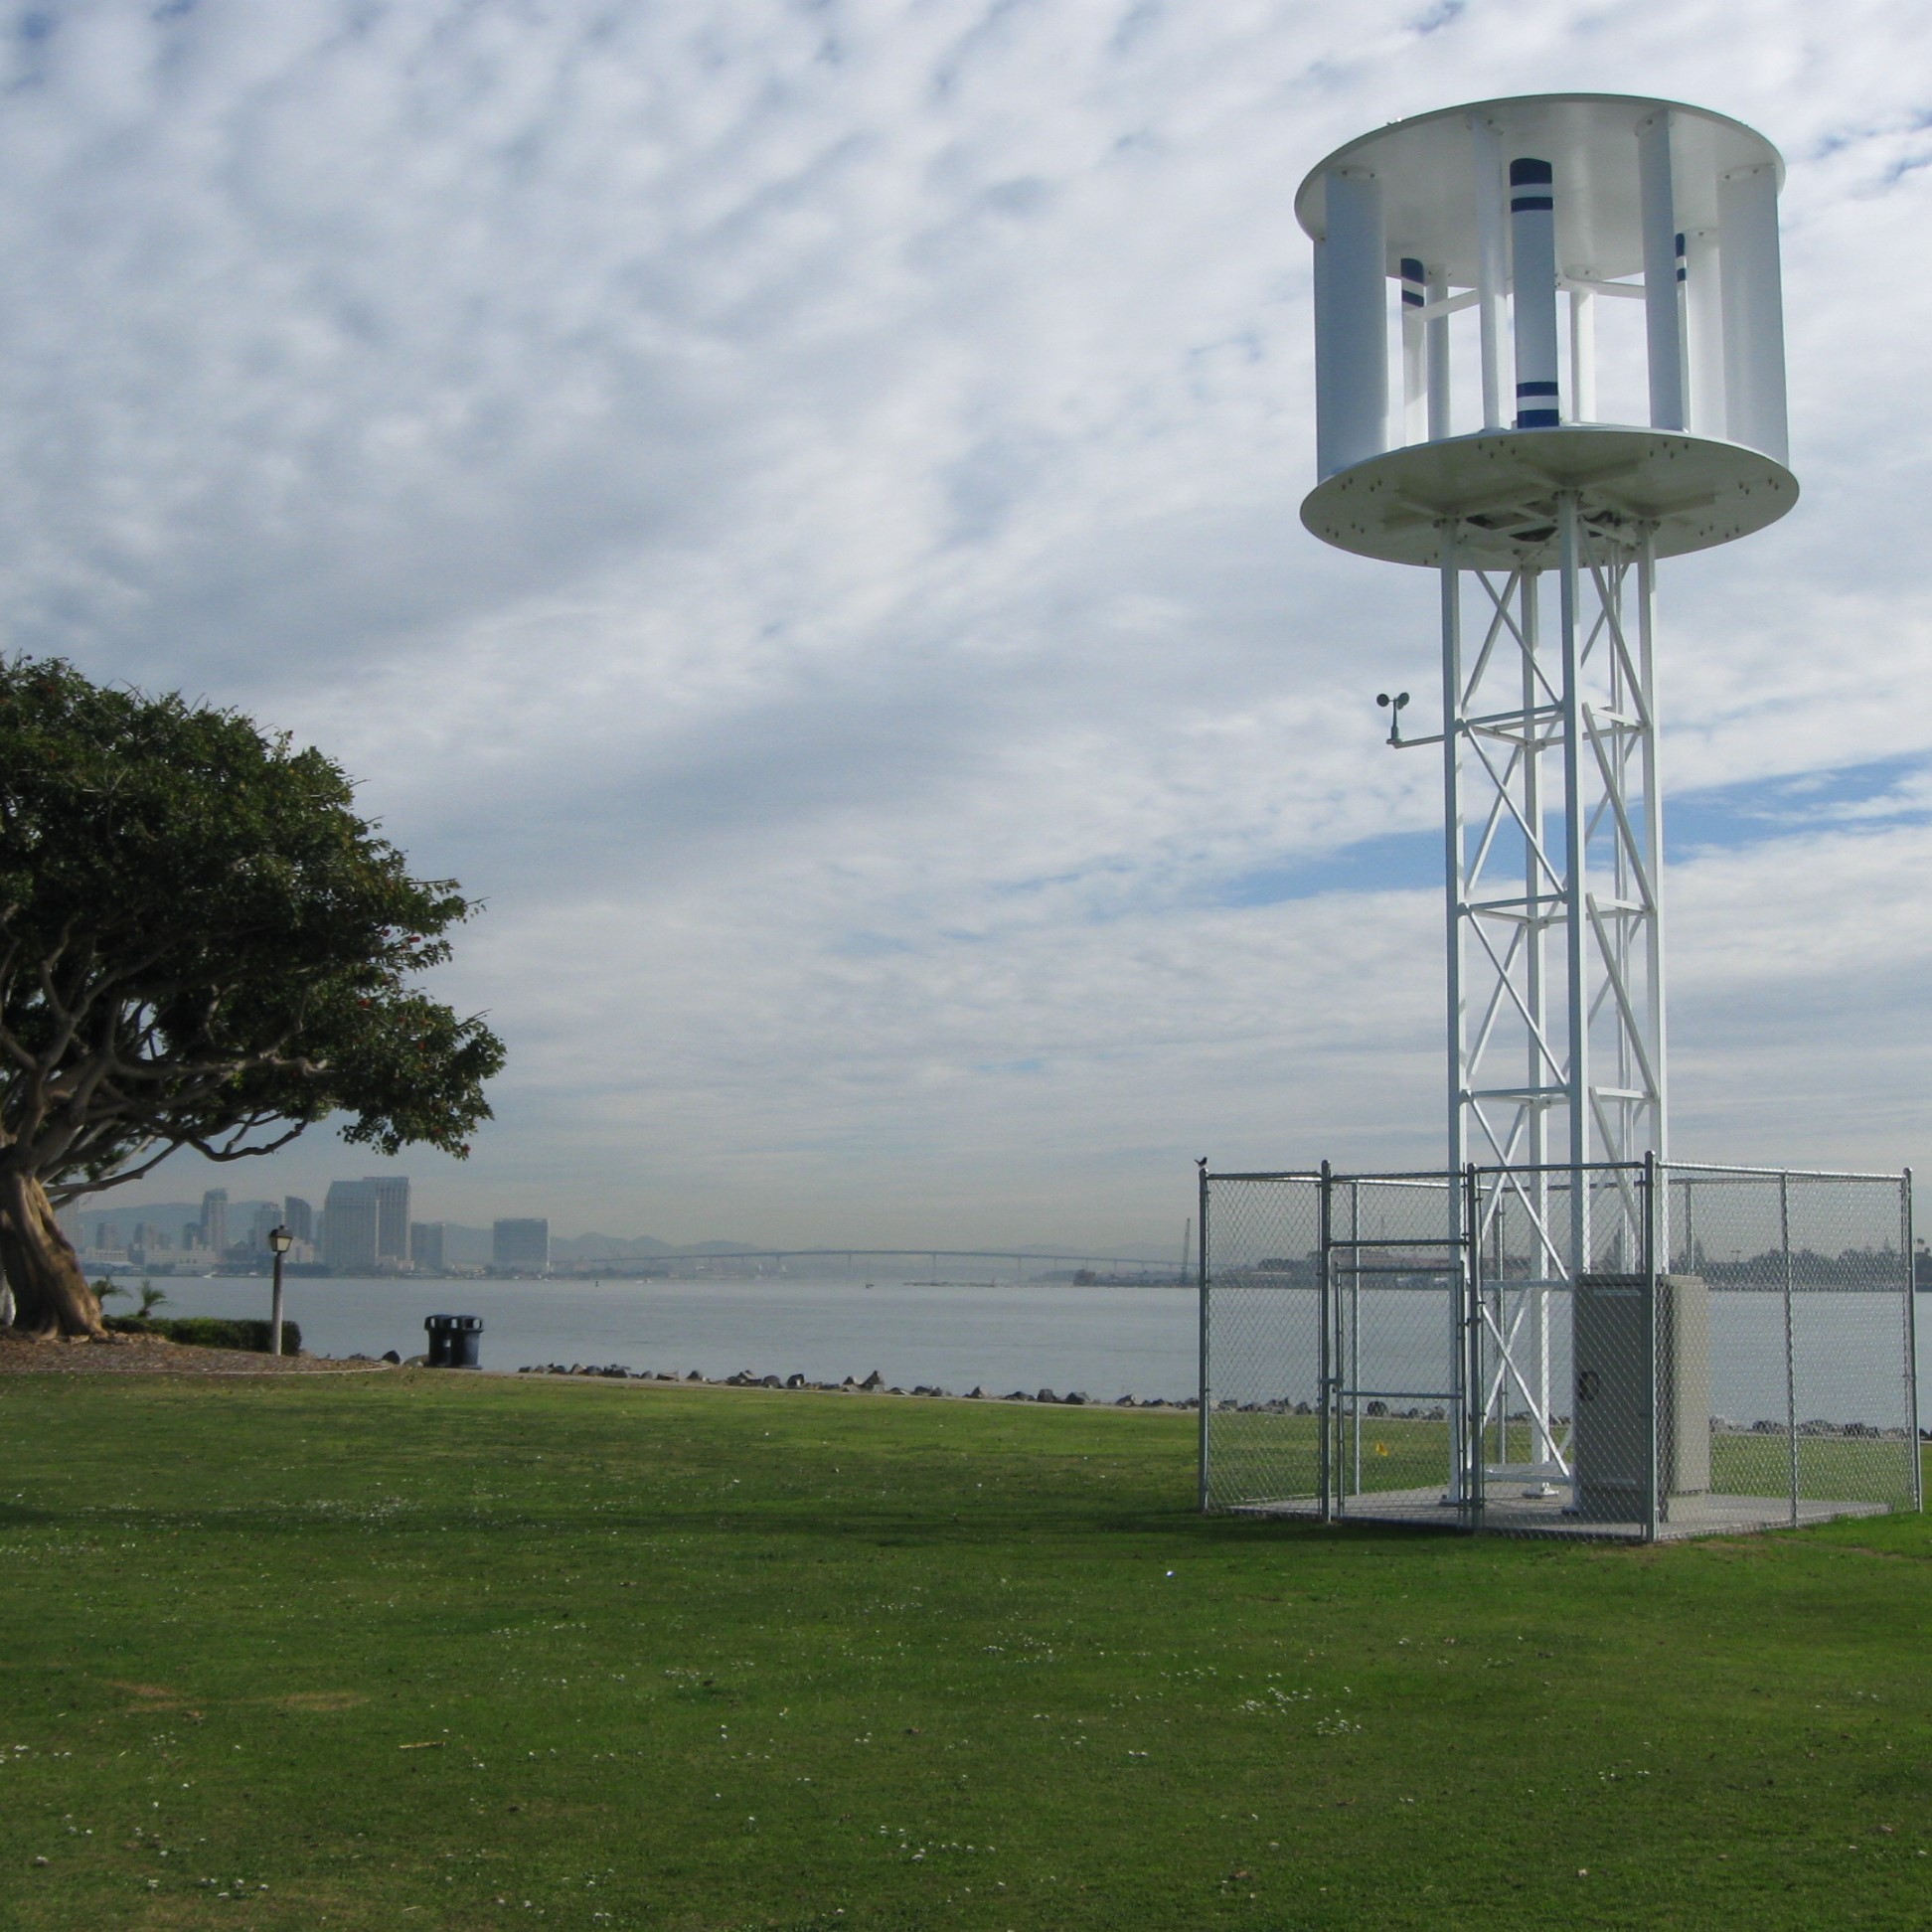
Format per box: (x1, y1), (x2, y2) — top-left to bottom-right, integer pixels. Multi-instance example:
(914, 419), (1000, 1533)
(1442, 504), (1665, 1236)
(1433, 504), (1664, 1484)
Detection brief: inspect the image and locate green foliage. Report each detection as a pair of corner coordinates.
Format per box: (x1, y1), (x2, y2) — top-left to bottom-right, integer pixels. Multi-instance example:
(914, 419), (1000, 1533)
(0, 1376), (1926, 1929)
(101, 1314), (300, 1353)
(135, 1283), (171, 1317)
(0, 655), (504, 1200)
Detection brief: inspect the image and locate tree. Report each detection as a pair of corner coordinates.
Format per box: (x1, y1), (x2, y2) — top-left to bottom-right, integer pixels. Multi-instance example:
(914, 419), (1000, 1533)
(0, 657), (506, 1338)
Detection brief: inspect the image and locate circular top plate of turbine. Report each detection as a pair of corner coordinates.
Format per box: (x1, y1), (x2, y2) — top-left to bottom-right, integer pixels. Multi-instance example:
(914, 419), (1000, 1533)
(1294, 93), (1783, 276)
(1299, 424), (1797, 568)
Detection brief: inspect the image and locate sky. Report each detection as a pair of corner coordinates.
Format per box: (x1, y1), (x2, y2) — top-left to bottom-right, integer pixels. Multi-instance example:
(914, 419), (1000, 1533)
(13, 0), (1932, 1252)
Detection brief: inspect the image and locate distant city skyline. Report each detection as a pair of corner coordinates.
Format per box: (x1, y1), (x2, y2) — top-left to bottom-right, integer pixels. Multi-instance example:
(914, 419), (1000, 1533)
(65, 1185), (1176, 1272)
(70, 1183), (562, 1277)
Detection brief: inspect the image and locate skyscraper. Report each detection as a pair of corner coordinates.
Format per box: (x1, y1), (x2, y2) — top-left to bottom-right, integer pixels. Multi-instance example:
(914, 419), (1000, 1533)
(409, 1221), (445, 1272)
(366, 1178), (411, 1267)
(321, 1181), (380, 1273)
(200, 1189), (229, 1256)
(283, 1196), (314, 1243)
(492, 1218), (550, 1274)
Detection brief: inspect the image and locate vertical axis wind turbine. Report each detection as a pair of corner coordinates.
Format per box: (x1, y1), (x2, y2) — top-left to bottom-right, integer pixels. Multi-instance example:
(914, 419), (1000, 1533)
(1296, 95), (1794, 1483)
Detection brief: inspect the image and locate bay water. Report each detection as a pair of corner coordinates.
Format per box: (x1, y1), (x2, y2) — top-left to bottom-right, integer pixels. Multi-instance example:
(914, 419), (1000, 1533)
(138, 1273), (1930, 1424)
(142, 1273), (1202, 1401)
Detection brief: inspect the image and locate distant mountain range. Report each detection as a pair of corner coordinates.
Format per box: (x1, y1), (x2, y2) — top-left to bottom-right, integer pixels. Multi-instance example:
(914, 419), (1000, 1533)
(550, 1233), (755, 1259)
(67, 1201), (271, 1243)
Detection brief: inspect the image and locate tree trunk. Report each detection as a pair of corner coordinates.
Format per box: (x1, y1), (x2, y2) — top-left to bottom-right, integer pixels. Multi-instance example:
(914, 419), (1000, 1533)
(0, 1170), (104, 1339)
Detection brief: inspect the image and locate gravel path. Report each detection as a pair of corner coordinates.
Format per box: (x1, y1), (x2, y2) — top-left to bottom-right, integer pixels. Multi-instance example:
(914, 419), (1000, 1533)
(0, 1331), (394, 1375)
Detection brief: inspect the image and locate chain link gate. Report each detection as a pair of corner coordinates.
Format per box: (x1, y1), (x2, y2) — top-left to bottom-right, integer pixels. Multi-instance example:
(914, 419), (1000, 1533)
(1196, 1166), (1477, 1526)
(1326, 1173), (1471, 1526)
(1200, 1160), (1920, 1540)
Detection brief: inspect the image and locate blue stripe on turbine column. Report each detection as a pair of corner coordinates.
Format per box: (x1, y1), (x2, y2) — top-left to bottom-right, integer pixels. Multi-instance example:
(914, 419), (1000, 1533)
(1510, 156), (1552, 212)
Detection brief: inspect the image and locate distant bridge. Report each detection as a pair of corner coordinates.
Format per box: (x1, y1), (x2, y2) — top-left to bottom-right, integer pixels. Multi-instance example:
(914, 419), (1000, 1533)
(566, 1246), (1183, 1276)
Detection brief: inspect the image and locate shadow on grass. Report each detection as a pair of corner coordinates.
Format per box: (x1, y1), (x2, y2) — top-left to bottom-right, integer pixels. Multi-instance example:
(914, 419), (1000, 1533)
(0, 1503), (65, 1528)
(0, 1490), (1524, 1557)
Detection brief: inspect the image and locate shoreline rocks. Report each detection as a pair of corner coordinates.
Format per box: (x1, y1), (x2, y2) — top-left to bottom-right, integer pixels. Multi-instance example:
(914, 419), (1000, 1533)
(511, 1362), (1199, 1406)
(497, 1366), (1910, 1438)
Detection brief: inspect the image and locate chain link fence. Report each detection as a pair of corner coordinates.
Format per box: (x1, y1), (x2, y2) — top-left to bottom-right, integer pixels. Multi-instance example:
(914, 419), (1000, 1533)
(1201, 1160), (1920, 1540)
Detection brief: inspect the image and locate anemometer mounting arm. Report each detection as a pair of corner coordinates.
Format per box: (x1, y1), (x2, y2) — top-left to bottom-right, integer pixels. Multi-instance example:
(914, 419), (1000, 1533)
(1375, 690), (1443, 749)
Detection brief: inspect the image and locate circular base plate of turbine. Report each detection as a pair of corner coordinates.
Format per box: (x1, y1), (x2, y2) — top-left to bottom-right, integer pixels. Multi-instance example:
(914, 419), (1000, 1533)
(1300, 424), (1797, 568)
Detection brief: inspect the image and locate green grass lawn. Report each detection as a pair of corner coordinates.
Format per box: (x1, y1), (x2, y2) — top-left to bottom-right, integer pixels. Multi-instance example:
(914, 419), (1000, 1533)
(0, 1371), (1928, 1931)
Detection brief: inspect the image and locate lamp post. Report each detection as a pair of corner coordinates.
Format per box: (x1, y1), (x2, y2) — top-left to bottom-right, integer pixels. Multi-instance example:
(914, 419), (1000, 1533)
(268, 1225), (293, 1357)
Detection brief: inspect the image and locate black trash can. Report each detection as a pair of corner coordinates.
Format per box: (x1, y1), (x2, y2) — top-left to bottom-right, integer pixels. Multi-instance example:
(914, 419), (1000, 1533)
(424, 1313), (484, 1369)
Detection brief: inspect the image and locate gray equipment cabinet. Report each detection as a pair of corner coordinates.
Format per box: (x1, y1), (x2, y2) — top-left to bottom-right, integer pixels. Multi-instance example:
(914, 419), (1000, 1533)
(1572, 1273), (1708, 1522)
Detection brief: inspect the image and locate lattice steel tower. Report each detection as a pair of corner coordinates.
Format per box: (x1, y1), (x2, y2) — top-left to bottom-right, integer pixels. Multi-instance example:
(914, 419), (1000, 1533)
(1296, 95), (1794, 1470)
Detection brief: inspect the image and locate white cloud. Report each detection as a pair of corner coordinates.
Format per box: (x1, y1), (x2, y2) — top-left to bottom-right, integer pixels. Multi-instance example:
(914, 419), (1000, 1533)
(10, 0), (1931, 1243)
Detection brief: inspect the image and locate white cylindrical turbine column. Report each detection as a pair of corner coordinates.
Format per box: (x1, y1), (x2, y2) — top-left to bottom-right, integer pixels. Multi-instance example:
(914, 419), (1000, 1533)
(1314, 167), (1388, 478)
(1683, 228), (1726, 438)
(1638, 112), (1687, 431)
(1509, 159), (1560, 426)
(1426, 268), (1452, 440)
(1400, 255), (1428, 443)
(1719, 164), (1789, 465)
(1470, 116), (1507, 430)
(1568, 282), (1598, 421)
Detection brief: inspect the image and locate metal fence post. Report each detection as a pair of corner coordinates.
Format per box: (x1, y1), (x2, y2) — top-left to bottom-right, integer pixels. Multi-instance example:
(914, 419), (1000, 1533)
(1644, 1152), (1660, 1542)
(1780, 1170), (1798, 1528)
(1197, 1158), (1211, 1513)
(1905, 1167), (1922, 1513)
(1462, 1162), (1481, 1525)
(1349, 1179), (1364, 1499)
(1318, 1160), (1334, 1525)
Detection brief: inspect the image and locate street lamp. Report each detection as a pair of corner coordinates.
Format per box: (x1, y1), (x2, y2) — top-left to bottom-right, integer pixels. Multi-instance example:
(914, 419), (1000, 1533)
(267, 1225), (293, 1358)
